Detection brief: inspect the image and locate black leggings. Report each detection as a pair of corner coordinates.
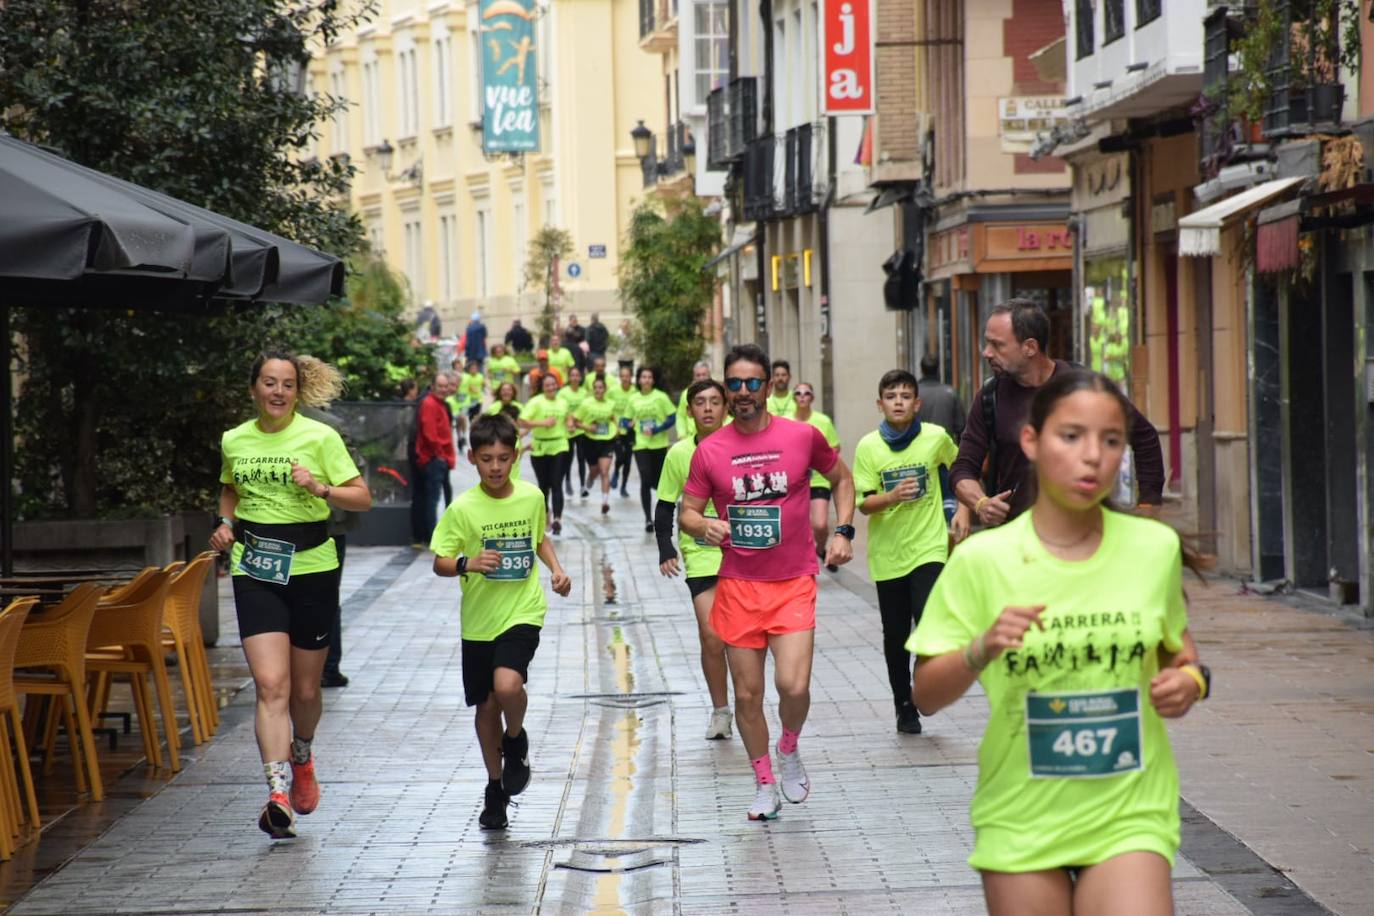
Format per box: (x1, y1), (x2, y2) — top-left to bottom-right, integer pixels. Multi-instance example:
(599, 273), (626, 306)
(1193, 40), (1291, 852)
(633, 447), (668, 522)
(531, 452), (567, 519)
(874, 562), (943, 709)
(613, 432), (634, 490)
(566, 438), (587, 490)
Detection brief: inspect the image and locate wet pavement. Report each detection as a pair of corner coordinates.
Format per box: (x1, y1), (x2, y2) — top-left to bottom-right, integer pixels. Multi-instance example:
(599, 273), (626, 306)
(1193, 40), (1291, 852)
(3, 459), (1371, 914)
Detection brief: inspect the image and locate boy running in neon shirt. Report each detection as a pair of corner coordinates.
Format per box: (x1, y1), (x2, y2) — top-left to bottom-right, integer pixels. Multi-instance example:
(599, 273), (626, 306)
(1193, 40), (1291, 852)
(431, 414), (572, 829)
(853, 369), (970, 734)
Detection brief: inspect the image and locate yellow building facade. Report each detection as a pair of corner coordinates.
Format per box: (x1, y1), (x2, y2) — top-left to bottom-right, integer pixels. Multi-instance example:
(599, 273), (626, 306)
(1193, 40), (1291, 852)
(309, 0), (666, 338)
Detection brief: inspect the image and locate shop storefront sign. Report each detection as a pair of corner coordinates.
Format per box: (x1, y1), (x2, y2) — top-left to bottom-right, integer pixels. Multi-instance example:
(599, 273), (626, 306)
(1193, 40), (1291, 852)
(821, 0), (874, 114)
(999, 96), (1070, 151)
(480, 0), (540, 153)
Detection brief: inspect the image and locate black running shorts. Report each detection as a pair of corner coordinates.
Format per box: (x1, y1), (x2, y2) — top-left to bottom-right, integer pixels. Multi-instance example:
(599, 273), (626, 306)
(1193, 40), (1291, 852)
(686, 575), (719, 600)
(232, 569), (338, 650)
(461, 624), (542, 707)
(579, 437), (613, 463)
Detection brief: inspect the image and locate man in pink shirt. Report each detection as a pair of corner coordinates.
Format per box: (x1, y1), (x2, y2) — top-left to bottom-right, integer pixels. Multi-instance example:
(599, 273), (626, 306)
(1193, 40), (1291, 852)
(680, 344), (856, 821)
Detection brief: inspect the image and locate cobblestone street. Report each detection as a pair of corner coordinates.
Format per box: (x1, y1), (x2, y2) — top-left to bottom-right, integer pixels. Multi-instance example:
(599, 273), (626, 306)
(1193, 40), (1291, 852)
(4, 461), (1370, 914)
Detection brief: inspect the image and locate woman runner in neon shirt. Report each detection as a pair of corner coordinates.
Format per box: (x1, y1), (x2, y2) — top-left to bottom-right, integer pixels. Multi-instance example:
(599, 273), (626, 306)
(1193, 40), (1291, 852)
(210, 352), (373, 838)
(909, 369), (1208, 915)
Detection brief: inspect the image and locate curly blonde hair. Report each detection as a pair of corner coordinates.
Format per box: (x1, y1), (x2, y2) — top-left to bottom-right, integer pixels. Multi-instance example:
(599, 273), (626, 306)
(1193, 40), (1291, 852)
(251, 350), (346, 409)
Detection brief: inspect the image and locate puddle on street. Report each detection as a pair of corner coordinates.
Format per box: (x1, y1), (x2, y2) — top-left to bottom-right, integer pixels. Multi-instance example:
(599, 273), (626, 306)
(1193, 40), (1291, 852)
(593, 624), (642, 911)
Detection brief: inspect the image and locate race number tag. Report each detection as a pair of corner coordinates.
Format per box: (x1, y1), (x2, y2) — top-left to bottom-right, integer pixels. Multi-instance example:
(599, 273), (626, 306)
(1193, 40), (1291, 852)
(639, 419), (657, 436)
(593, 422), (611, 436)
(881, 465), (928, 500)
(484, 537), (534, 581)
(1025, 688), (1143, 779)
(726, 505), (782, 549)
(238, 532), (295, 585)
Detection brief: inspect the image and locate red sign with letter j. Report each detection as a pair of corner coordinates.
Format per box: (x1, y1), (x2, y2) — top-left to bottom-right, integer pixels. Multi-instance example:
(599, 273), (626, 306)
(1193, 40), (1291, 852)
(822, 0), (874, 115)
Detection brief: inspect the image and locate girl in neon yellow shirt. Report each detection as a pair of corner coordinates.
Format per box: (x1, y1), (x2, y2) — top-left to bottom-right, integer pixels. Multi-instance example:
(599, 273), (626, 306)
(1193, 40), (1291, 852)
(909, 369), (1208, 914)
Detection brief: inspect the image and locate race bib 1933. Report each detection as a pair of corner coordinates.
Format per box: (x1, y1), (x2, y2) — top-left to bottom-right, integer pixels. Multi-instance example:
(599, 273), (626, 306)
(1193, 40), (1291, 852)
(881, 465), (928, 500)
(238, 531), (295, 585)
(726, 504), (782, 549)
(484, 536), (534, 581)
(1025, 688), (1143, 779)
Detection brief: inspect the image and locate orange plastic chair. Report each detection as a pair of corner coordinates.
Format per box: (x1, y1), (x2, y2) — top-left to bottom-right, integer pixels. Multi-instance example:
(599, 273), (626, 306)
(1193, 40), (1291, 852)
(160, 554), (217, 745)
(86, 570), (181, 772)
(0, 597), (38, 859)
(101, 566), (158, 604)
(13, 583), (105, 801)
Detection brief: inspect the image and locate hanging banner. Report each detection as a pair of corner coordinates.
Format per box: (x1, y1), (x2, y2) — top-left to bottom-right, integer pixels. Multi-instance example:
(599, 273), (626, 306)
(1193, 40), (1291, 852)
(820, 0), (874, 115)
(481, 0), (540, 153)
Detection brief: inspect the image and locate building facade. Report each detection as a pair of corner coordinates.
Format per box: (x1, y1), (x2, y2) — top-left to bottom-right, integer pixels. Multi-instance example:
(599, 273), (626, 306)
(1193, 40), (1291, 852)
(309, 0), (665, 339)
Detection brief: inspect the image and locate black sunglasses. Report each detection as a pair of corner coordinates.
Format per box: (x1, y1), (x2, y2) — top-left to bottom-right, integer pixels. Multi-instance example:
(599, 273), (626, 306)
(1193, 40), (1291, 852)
(724, 377), (766, 392)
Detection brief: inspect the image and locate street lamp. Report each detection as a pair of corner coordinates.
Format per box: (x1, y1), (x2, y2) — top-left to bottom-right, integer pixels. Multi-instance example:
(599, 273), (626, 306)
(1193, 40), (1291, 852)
(630, 120), (652, 160)
(682, 132), (696, 176)
(375, 138), (395, 173)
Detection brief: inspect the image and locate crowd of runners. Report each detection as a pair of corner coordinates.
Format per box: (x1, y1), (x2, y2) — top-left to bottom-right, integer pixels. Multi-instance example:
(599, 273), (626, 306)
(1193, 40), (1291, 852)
(212, 298), (1211, 915)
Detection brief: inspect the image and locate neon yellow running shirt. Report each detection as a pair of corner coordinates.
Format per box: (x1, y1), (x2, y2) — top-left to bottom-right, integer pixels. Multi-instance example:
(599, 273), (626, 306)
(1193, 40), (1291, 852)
(220, 413), (359, 577)
(430, 480), (548, 640)
(656, 437), (721, 578)
(907, 510), (1188, 873)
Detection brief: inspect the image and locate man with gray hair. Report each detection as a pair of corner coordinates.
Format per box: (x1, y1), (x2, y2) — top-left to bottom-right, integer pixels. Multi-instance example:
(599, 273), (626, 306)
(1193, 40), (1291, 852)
(677, 360), (714, 438)
(950, 298), (1164, 526)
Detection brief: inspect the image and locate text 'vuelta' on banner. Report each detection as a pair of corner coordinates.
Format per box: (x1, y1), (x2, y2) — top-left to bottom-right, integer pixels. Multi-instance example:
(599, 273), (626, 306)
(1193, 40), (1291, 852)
(821, 0), (874, 116)
(481, 0), (541, 153)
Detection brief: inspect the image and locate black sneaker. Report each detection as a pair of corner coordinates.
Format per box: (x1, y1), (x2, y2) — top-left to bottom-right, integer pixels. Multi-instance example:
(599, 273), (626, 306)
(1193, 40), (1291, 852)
(644, 521), (655, 533)
(896, 703), (923, 734)
(479, 781), (509, 830)
(320, 669), (349, 688)
(580, 489), (589, 499)
(501, 729), (531, 795)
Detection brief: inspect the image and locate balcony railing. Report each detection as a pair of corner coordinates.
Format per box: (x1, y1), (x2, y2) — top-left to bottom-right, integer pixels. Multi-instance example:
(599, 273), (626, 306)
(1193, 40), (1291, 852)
(780, 122), (826, 217)
(727, 78), (758, 161)
(742, 134), (774, 221)
(639, 0), (655, 39)
(641, 134), (658, 188)
(707, 87), (728, 170)
(1262, 0), (1346, 137)
(640, 121), (692, 188)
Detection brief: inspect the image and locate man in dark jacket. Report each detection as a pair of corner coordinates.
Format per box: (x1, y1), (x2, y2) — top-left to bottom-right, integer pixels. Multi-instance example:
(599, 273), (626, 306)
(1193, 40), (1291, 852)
(951, 299), (1164, 526)
(505, 318), (534, 354)
(914, 353), (966, 442)
(585, 312), (610, 362)
(562, 313), (587, 371)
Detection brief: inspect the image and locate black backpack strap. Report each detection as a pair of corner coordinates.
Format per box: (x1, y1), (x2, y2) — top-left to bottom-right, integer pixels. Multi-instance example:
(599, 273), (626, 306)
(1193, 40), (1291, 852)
(980, 377), (998, 495)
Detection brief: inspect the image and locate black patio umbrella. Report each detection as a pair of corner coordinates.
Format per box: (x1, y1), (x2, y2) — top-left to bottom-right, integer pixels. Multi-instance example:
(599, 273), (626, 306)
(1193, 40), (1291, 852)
(0, 131), (347, 573)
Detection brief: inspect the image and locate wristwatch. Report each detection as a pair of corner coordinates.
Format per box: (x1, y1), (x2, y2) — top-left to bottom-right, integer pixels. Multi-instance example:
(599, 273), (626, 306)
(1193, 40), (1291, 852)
(1195, 664), (1211, 700)
(216, 516), (234, 530)
(456, 555), (469, 576)
(834, 524), (856, 540)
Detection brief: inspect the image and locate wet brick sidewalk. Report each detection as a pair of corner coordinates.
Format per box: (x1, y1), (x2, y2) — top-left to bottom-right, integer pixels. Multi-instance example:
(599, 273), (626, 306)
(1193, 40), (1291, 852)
(5, 459), (1369, 914)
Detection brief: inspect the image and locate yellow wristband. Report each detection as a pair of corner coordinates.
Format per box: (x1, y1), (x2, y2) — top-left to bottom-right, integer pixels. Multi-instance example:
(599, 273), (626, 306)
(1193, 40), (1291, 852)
(1180, 664), (1207, 700)
(974, 496), (990, 515)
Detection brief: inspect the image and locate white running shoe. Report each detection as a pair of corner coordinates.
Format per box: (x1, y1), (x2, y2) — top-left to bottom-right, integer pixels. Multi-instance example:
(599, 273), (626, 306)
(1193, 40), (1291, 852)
(705, 707), (733, 740)
(777, 746), (810, 803)
(747, 781), (782, 821)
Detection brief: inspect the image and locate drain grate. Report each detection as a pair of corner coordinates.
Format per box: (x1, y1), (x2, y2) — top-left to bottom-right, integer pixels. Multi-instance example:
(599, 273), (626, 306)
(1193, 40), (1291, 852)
(567, 690), (684, 710)
(523, 837), (705, 875)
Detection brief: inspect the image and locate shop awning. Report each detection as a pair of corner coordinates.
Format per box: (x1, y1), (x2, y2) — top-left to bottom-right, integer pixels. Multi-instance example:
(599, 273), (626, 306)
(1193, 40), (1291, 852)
(1178, 177), (1304, 257)
(1256, 200), (1301, 273)
(865, 185), (914, 214)
(703, 225), (756, 270)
